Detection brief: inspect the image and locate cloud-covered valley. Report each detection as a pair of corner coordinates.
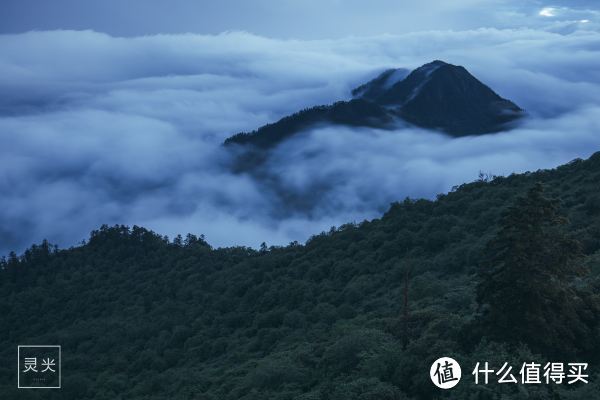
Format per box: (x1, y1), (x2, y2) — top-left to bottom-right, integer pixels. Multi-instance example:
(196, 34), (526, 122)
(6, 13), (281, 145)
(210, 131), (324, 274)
(1, 27), (600, 254)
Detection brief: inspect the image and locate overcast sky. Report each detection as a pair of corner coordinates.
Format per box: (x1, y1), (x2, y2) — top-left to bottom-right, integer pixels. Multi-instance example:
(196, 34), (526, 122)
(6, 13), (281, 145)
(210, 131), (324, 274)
(2, 0), (600, 38)
(1, 1), (600, 254)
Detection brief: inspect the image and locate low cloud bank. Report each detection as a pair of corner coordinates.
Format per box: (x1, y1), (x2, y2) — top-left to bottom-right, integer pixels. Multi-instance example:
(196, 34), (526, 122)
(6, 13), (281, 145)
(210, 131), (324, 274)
(1, 28), (599, 253)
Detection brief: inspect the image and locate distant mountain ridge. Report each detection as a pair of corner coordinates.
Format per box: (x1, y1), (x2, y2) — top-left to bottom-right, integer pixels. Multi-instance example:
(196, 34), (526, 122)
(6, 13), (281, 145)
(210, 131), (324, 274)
(224, 60), (524, 149)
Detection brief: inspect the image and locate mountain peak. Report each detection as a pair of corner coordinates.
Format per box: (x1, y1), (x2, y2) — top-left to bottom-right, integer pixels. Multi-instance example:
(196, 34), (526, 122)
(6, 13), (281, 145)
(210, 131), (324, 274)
(225, 60), (524, 150)
(365, 60), (524, 135)
(414, 59), (449, 72)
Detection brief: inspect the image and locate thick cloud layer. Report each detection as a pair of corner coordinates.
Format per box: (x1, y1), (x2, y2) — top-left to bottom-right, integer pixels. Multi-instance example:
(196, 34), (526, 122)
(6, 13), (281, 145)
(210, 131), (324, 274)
(1, 27), (600, 253)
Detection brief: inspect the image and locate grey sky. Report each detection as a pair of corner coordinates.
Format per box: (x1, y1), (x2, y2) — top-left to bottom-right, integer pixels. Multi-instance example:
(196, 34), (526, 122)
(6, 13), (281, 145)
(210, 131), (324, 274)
(1, 0), (599, 38)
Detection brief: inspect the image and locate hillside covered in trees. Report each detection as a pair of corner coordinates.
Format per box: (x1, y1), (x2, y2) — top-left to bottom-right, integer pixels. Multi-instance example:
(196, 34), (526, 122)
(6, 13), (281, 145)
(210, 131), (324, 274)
(1, 152), (600, 399)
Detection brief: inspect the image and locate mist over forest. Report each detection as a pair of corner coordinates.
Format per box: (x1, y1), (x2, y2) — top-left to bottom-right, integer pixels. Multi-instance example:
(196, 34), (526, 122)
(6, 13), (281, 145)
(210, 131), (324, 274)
(2, 27), (600, 254)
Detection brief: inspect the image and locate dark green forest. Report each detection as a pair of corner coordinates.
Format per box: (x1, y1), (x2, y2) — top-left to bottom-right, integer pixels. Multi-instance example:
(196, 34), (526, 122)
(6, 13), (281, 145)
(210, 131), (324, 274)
(2, 152), (600, 399)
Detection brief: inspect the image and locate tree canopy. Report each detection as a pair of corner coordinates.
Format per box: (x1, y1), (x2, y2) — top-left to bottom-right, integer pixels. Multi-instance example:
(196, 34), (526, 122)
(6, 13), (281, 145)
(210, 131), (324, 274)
(1, 153), (600, 399)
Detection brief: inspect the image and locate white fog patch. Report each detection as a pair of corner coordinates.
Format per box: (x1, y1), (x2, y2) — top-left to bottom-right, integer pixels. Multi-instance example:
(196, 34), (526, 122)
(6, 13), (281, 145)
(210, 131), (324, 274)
(265, 106), (600, 217)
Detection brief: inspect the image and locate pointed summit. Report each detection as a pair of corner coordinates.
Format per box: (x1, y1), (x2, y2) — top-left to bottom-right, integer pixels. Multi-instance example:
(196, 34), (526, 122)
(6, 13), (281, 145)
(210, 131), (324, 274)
(366, 60), (524, 135)
(374, 60), (449, 105)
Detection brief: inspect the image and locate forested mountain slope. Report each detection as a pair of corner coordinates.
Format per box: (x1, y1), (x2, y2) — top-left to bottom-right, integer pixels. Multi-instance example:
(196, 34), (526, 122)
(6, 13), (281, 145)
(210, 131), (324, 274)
(1, 153), (600, 399)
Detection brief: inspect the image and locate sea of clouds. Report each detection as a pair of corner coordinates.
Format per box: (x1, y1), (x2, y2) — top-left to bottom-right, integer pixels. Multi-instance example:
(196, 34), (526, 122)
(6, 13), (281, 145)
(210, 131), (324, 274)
(1, 27), (600, 253)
